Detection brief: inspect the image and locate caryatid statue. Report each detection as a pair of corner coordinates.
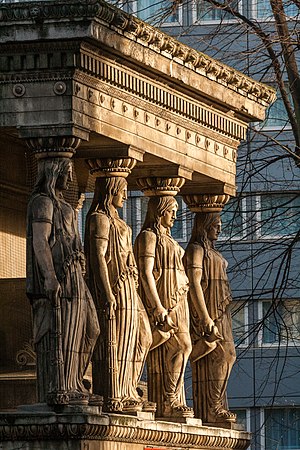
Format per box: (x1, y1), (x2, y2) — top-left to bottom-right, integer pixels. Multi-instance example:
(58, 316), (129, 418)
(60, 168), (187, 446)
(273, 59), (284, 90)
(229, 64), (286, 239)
(184, 194), (236, 424)
(134, 177), (194, 419)
(84, 158), (153, 413)
(26, 140), (100, 406)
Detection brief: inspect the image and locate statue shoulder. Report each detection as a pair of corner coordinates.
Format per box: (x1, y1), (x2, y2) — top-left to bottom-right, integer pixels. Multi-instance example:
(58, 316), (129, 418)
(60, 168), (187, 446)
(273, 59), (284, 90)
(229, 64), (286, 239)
(29, 193), (54, 223)
(136, 229), (157, 256)
(185, 242), (204, 266)
(88, 210), (111, 238)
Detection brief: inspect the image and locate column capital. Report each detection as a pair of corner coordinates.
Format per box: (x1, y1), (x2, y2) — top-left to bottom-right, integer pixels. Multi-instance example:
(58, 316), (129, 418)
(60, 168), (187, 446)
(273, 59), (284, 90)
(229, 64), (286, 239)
(86, 157), (137, 178)
(26, 136), (81, 159)
(137, 177), (185, 197)
(183, 193), (230, 212)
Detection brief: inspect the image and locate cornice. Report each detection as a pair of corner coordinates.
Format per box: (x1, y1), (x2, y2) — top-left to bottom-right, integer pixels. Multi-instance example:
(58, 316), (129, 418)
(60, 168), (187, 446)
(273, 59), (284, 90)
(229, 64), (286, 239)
(0, 0), (276, 107)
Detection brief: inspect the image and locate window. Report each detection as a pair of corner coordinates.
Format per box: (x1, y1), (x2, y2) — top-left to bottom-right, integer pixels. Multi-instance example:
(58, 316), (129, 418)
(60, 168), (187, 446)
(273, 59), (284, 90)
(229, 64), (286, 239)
(231, 409), (250, 431)
(171, 196), (189, 242)
(126, 191), (149, 242)
(220, 197), (246, 240)
(257, 94), (290, 129)
(194, 0), (240, 22)
(257, 193), (300, 238)
(264, 408), (300, 449)
(231, 300), (248, 346)
(259, 300), (300, 345)
(135, 0), (181, 24)
(253, 0), (298, 20)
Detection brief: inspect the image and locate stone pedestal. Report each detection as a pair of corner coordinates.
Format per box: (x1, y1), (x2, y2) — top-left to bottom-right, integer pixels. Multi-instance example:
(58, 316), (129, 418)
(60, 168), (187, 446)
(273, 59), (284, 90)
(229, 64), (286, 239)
(0, 408), (251, 450)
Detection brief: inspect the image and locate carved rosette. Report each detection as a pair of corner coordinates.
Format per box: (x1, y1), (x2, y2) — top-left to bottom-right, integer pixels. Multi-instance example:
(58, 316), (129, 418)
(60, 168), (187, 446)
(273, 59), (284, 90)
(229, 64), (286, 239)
(183, 194), (230, 212)
(137, 177), (185, 197)
(26, 136), (81, 159)
(86, 158), (136, 178)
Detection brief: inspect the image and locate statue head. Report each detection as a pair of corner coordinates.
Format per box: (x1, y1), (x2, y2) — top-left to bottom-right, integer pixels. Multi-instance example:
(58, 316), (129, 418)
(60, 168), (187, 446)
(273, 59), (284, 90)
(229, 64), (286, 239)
(191, 212), (222, 249)
(91, 176), (128, 217)
(142, 195), (178, 234)
(32, 157), (72, 205)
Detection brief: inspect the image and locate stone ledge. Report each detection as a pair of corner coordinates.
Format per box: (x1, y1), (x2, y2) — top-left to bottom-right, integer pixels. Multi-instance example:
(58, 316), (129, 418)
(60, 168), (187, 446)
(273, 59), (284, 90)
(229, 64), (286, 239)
(0, 409), (251, 449)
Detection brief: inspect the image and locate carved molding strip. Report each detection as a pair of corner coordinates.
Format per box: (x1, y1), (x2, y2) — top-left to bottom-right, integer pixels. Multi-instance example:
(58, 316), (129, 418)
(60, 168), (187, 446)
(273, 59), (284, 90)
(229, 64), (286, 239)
(0, 420), (250, 449)
(26, 136), (81, 157)
(0, 1), (275, 106)
(76, 53), (246, 142)
(137, 177), (185, 197)
(86, 158), (136, 178)
(183, 194), (231, 212)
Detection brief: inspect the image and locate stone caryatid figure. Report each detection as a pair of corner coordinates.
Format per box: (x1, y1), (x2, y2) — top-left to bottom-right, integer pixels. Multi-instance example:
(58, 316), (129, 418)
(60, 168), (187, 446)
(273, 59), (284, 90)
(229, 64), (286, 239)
(134, 178), (193, 419)
(84, 158), (153, 413)
(26, 153), (100, 406)
(184, 195), (236, 424)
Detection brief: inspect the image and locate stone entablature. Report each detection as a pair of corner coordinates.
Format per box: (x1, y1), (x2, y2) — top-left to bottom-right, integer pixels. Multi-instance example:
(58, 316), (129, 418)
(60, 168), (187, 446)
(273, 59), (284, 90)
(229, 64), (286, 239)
(0, 0), (275, 195)
(0, 0), (275, 111)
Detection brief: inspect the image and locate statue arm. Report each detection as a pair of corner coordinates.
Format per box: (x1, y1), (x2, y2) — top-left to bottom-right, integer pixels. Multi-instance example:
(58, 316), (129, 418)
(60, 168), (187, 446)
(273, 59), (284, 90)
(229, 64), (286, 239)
(31, 199), (61, 304)
(89, 213), (116, 310)
(186, 244), (214, 334)
(138, 231), (168, 324)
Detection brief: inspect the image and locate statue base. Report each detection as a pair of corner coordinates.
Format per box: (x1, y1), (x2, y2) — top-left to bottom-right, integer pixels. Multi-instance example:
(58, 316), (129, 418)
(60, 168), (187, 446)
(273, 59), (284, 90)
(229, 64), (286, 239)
(0, 407), (251, 450)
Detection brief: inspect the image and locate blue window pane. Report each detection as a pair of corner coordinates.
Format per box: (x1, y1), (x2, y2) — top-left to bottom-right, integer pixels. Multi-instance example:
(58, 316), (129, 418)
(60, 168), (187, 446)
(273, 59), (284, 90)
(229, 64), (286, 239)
(262, 95), (289, 128)
(231, 301), (247, 346)
(197, 0), (239, 21)
(260, 194), (300, 237)
(136, 0), (179, 23)
(220, 198), (245, 239)
(265, 408), (300, 449)
(262, 300), (300, 345)
(255, 0), (298, 19)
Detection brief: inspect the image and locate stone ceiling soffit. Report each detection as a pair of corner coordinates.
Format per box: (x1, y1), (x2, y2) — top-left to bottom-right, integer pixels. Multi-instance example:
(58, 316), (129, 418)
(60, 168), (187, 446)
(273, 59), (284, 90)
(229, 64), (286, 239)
(180, 181), (236, 197)
(130, 164), (193, 181)
(76, 145), (144, 161)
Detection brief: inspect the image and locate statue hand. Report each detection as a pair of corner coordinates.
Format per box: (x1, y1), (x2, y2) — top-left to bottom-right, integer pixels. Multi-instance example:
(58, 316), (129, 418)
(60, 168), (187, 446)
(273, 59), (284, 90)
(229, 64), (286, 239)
(106, 295), (117, 319)
(199, 317), (215, 335)
(154, 305), (168, 325)
(44, 277), (61, 305)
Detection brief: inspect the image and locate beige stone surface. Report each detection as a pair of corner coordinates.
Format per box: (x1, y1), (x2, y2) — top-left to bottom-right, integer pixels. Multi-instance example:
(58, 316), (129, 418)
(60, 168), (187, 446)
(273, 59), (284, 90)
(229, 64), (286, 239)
(84, 159), (152, 413)
(26, 156), (100, 405)
(185, 208), (236, 425)
(134, 178), (192, 419)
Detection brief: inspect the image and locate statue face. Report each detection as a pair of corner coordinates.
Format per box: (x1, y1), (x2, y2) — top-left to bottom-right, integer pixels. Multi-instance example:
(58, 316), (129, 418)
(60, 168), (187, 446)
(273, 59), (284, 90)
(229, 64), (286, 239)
(207, 219), (221, 242)
(161, 203), (178, 229)
(112, 184), (127, 209)
(56, 163), (73, 191)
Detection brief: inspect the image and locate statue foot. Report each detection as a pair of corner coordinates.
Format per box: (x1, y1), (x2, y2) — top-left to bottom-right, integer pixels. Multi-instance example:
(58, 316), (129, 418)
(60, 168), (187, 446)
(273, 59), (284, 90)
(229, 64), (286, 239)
(208, 408), (237, 423)
(104, 398), (123, 412)
(122, 398), (143, 412)
(68, 390), (89, 405)
(163, 400), (194, 418)
(142, 400), (157, 412)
